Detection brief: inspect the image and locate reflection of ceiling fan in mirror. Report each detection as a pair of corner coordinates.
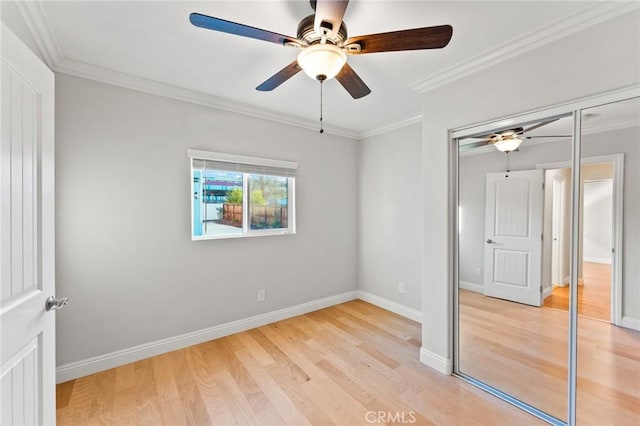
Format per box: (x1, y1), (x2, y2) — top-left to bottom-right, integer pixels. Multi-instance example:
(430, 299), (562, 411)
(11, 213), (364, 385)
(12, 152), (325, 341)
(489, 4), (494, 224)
(460, 119), (571, 153)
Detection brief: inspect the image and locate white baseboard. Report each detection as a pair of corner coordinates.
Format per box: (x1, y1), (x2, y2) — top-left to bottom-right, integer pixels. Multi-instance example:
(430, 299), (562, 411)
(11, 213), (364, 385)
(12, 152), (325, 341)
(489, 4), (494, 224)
(621, 316), (640, 331)
(459, 281), (483, 294)
(420, 347), (452, 375)
(56, 290), (358, 383)
(583, 257), (612, 265)
(543, 286), (553, 298)
(356, 290), (422, 323)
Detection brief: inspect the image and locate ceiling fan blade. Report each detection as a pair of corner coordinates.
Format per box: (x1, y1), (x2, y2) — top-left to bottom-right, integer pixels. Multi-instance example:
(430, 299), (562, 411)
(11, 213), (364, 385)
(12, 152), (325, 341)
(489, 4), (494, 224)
(335, 63), (371, 99)
(256, 61), (302, 91)
(190, 13), (298, 46)
(314, 0), (349, 37)
(345, 25), (453, 54)
(525, 135), (571, 139)
(459, 140), (490, 152)
(521, 119), (560, 134)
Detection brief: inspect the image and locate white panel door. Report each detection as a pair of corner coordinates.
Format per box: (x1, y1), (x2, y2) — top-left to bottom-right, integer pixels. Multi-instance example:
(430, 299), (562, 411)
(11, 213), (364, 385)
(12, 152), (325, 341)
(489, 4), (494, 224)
(1, 23), (56, 425)
(484, 169), (543, 306)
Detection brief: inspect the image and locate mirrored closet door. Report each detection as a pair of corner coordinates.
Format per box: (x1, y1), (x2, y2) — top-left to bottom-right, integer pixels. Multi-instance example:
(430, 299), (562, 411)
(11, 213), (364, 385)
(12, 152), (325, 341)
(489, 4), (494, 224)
(452, 92), (640, 425)
(576, 97), (640, 425)
(455, 113), (574, 423)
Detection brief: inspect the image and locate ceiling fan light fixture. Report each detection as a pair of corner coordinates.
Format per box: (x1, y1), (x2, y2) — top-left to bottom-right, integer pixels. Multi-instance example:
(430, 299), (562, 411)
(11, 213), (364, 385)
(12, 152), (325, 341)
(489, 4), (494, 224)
(297, 43), (347, 81)
(493, 136), (523, 152)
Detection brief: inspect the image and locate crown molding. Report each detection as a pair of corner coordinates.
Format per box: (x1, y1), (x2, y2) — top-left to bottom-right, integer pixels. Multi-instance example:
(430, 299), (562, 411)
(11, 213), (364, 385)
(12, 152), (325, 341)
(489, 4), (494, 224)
(358, 113), (422, 140)
(410, 1), (640, 94)
(15, 1), (359, 140)
(17, 1), (638, 140)
(53, 57), (359, 139)
(13, 1), (62, 68)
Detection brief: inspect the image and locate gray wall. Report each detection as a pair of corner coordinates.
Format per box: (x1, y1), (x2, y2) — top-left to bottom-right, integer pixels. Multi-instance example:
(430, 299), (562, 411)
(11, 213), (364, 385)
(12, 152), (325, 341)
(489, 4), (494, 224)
(55, 74), (358, 365)
(358, 123), (422, 311)
(421, 10), (640, 369)
(583, 180), (613, 263)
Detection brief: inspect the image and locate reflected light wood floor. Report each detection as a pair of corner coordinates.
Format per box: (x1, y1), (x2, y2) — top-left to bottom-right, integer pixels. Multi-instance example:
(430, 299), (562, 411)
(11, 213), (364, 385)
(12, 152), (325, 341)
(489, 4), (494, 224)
(56, 300), (543, 426)
(543, 262), (611, 321)
(460, 290), (640, 425)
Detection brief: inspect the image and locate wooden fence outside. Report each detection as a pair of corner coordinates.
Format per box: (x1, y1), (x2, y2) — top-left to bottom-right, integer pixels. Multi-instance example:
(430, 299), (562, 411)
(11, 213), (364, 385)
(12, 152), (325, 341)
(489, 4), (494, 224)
(222, 203), (288, 229)
(222, 203), (242, 225)
(250, 205), (288, 229)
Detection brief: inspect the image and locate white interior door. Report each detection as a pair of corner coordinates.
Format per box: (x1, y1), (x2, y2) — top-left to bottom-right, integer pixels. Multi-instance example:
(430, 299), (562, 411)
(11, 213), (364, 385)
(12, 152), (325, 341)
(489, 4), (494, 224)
(1, 23), (57, 425)
(484, 169), (544, 306)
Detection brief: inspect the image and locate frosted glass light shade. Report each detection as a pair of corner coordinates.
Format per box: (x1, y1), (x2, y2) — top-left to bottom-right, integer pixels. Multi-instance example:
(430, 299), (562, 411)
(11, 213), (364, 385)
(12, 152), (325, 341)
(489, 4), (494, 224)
(297, 44), (347, 80)
(494, 137), (523, 152)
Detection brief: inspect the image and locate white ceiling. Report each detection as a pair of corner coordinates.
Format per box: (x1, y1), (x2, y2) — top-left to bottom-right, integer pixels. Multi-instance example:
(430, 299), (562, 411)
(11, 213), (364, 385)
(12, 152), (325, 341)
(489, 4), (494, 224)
(17, 1), (635, 137)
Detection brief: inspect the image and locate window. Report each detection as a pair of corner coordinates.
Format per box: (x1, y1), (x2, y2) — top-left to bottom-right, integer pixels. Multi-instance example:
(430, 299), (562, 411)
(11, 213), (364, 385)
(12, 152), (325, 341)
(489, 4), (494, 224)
(189, 150), (296, 240)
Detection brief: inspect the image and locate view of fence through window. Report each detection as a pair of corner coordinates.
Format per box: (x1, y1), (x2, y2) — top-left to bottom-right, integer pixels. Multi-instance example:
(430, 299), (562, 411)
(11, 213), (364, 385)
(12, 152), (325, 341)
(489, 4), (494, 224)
(192, 165), (289, 238)
(249, 175), (288, 230)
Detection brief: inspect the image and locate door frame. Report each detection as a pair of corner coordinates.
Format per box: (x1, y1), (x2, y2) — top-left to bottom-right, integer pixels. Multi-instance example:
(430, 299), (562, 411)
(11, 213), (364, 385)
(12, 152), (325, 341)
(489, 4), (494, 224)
(537, 154), (623, 326)
(550, 172), (566, 290)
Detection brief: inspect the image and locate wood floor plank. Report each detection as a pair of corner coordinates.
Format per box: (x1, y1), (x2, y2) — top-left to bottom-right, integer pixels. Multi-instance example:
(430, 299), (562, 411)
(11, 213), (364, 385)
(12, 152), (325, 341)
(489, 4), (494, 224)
(57, 299), (638, 426)
(234, 348), (312, 425)
(166, 348), (213, 426)
(213, 370), (263, 425)
(111, 385), (138, 425)
(460, 289), (640, 423)
(56, 380), (75, 409)
(544, 262), (612, 321)
(150, 353), (180, 403)
(157, 397), (188, 426)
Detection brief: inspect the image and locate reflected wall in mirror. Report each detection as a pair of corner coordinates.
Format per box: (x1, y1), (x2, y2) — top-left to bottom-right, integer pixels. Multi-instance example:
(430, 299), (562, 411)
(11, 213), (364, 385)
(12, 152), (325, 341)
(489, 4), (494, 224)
(576, 97), (640, 424)
(456, 114), (575, 421)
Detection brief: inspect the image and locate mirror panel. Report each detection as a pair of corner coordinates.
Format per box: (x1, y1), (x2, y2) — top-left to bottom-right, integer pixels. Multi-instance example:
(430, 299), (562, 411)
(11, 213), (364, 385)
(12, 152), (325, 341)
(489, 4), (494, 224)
(577, 97), (640, 424)
(456, 113), (575, 421)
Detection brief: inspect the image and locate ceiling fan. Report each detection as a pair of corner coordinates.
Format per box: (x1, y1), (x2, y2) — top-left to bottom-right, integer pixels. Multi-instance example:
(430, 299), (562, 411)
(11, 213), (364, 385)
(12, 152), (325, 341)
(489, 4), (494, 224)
(459, 119), (571, 153)
(189, 0), (453, 100)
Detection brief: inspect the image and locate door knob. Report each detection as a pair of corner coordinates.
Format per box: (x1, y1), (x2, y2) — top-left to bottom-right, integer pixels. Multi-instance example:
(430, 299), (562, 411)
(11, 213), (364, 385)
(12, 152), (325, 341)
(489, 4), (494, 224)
(486, 239), (494, 244)
(45, 296), (68, 311)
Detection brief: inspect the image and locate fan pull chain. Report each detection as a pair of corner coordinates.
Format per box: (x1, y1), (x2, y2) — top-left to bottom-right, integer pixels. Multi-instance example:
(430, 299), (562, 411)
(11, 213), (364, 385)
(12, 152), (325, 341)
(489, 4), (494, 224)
(319, 78), (324, 134)
(505, 152), (510, 178)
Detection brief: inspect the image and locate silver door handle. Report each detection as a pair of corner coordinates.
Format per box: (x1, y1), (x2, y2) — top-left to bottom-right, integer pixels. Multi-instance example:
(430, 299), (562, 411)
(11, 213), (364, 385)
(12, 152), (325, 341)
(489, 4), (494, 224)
(486, 239), (494, 244)
(45, 296), (68, 311)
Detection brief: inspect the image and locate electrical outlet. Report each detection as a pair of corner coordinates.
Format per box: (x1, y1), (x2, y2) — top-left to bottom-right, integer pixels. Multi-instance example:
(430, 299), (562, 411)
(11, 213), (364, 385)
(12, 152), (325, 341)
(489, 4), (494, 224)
(258, 289), (266, 302)
(475, 267), (482, 276)
(398, 282), (405, 294)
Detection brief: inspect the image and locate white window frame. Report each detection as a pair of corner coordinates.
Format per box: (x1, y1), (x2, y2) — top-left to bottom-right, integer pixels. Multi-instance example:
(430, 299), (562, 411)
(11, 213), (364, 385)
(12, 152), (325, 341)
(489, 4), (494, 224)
(188, 149), (297, 240)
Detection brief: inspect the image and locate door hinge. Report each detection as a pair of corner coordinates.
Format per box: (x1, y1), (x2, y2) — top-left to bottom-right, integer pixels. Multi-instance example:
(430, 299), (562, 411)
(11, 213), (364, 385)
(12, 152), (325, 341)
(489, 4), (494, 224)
(542, 182), (545, 190)
(541, 234), (544, 241)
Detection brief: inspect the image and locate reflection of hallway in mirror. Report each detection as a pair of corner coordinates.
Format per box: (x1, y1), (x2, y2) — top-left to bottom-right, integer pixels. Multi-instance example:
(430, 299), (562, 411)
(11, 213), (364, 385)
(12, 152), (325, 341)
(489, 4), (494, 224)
(543, 262), (610, 321)
(459, 290), (640, 424)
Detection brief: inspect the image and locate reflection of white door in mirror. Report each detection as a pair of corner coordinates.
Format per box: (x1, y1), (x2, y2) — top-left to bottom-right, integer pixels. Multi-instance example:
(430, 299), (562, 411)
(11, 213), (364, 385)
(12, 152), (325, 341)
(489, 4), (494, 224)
(483, 169), (543, 306)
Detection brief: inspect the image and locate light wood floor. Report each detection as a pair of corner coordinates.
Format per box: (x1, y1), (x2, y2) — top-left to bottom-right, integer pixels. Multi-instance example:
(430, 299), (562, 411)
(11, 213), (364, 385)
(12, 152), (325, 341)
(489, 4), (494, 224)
(543, 262), (611, 321)
(460, 290), (640, 425)
(56, 300), (544, 426)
